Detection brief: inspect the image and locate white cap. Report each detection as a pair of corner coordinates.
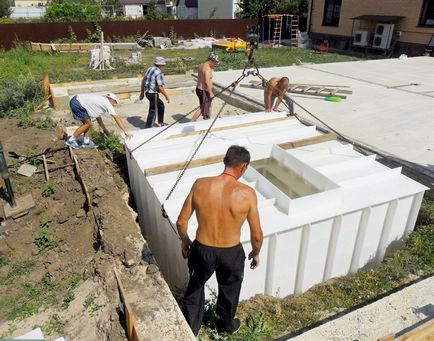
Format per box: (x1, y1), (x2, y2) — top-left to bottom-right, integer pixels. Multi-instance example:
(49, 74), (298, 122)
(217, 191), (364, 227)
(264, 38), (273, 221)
(154, 56), (166, 66)
(208, 52), (219, 63)
(106, 92), (119, 104)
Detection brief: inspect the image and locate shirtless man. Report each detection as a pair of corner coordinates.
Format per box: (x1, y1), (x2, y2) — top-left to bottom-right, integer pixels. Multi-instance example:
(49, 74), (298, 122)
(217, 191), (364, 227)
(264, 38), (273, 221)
(177, 145), (263, 336)
(264, 77), (294, 114)
(191, 52), (219, 121)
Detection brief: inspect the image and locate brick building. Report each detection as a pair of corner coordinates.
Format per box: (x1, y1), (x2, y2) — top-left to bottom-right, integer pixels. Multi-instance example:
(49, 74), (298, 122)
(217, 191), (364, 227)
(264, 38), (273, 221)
(307, 0), (434, 55)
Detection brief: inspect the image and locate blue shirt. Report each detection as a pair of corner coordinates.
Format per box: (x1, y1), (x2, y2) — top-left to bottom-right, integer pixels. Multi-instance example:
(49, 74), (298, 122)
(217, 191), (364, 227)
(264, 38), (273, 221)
(143, 66), (165, 93)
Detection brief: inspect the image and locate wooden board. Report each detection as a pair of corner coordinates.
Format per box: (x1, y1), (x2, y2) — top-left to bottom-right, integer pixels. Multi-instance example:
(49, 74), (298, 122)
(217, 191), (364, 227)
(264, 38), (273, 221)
(144, 132), (337, 176)
(114, 268), (142, 341)
(168, 116), (294, 139)
(278, 132), (337, 149)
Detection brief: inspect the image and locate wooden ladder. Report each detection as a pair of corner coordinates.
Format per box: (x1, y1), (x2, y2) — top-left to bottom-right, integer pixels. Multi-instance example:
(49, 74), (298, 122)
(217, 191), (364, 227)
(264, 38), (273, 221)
(244, 81), (353, 99)
(291, 15), (299, 48)
(289, 84), (352, 99)
(271, 15), (283, 46)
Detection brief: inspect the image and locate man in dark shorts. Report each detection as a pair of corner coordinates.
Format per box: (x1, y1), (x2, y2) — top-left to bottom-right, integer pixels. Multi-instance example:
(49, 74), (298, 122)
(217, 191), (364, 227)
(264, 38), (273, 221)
(177, 145), (264, 336)
(66, 93), (132, 149)
(191, 52), (219, 121)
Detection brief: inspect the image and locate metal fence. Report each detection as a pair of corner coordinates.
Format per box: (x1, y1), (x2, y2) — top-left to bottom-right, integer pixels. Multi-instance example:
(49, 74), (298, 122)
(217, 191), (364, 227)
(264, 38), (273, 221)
(0, 18), (256, 50)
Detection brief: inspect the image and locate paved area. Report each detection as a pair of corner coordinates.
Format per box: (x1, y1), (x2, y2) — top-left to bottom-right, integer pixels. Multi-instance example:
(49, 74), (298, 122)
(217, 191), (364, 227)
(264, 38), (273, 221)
(212, 57), (434, 176)
(289, 276), (434, 341)
(53, 85), (249, 133)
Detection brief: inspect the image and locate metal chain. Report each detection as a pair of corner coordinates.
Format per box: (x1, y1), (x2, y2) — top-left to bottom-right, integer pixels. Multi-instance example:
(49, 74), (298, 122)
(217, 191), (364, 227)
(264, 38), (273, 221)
(163, 73), (247, 203)
(130, 74), (249, 155)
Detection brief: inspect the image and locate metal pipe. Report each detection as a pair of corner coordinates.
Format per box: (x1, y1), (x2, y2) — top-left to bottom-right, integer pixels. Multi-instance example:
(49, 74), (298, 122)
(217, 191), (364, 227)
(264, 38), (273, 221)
(0, 142), (17, 207)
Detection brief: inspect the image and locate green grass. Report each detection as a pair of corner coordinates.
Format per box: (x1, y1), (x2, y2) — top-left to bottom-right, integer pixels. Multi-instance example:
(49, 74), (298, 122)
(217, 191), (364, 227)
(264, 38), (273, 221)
(0, 273), (58, 321)
(41, 313), (65, 335)
(91, 128), (124, 153)
(62, 274), (81, 309)
(83, 293), (104, 315)
(42, 180), (56, 197)
(0, 259), (35, 286)
(34, 217), (59, 253)
(200, 197), (434, 340)
(0, 45), (361, 85)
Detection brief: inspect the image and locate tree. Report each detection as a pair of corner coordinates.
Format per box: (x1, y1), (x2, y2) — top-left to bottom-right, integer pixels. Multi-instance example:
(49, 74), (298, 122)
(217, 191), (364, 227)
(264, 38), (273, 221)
(44, 0), (102, 22)
(237, 0), (308, 18)
(101, 0), (121, 17)
(0, 0), (12, 18)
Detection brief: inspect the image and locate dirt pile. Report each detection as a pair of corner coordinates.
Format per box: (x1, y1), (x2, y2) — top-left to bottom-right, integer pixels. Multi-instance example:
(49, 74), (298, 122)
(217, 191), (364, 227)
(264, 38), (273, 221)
(0, 118), (193, 340)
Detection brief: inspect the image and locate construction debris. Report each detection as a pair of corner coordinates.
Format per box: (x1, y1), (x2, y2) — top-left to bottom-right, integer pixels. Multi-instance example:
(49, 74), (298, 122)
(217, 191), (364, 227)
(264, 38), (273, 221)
(17, 163), (37, 177)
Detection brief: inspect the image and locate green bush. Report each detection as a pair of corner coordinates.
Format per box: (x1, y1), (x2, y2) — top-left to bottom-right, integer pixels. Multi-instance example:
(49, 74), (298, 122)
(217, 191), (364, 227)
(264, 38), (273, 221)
(34, 217), (58, 253)
(44, 1), (102, 22)
(0, 0), (11, 18)
(0, 74), (43, 117)
(42, 180), (55, 197)
(91, 129), (123, 153)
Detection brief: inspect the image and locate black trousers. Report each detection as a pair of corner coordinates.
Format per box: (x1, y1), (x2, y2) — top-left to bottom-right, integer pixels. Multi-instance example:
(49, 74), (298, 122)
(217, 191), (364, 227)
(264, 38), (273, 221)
(182, 240), (245, 336)
(145, 92), (164, 128)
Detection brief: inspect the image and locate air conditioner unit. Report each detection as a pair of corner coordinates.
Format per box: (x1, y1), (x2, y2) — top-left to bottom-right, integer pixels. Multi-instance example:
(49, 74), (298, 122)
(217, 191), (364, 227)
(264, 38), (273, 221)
(353, 30), (370, 47)
(372, 23), (394, 49)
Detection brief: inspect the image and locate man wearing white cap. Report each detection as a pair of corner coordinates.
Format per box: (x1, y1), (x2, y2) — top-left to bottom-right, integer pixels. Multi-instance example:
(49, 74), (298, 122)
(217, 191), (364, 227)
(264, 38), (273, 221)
(66, 93), (132, 149)
(140, 56), (170, 128)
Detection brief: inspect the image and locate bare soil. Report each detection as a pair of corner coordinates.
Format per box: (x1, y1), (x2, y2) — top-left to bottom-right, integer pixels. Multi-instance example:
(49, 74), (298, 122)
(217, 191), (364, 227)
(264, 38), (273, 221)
(0, 118), (150, 339)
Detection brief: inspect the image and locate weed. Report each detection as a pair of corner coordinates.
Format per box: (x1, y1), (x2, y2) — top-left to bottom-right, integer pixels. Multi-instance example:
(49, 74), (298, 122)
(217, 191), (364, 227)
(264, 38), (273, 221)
(62, 289), (75, 309)
(0, 73), (43, 117)
(83, 293), (104, 315)
(42, 313), (65, 335)
(69, 273), (81, 289)
(169, 26), (178, 45)
(62, 274), (81, 309)
(25, 146), (40, 166)
(0, 273), (58, 321)
(91, 129), (123, 153)
(0, 259), (35, 285)
(34, 217), (59, 253)
(416, 197), (434, 226)
(16, 107), (53, 130)
(42, 180), (55, 197)
(34, 206), (45, 215)
(0, 256), (9, 268)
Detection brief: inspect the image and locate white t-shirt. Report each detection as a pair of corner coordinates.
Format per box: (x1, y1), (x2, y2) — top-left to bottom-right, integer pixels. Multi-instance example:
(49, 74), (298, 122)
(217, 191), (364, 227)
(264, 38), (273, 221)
(76, 94), (117, 119)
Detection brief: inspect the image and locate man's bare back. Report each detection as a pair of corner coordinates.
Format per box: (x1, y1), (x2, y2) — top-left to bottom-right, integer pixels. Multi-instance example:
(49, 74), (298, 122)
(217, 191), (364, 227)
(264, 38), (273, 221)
(177, 145), (263, 335)
(177, 145), (263, 267)
(264, 76), (290, 112)
(192, 174), (256, 247)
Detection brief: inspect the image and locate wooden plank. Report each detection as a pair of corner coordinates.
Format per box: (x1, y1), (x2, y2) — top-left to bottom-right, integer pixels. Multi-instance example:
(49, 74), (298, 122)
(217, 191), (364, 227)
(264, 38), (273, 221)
(114, 268), (138, 341)
(278, 132), (337, 150)
(144, 132), (337, 176)
(396, 318), (434, 341)
(378, 334), (395, 341)
(42, 154), (49, 181)
(144, 154), (224, 176)
(42, 72), (50, 97)
(168, 116), (294, 139)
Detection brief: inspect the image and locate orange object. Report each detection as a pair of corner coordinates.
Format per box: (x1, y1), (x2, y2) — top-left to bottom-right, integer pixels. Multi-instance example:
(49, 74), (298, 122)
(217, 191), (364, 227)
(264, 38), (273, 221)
(320, 40), (330, 54)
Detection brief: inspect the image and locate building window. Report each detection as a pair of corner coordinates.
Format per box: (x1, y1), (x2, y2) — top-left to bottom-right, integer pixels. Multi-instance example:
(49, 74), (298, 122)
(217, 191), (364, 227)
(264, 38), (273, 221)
(322, 0), (342, 26)
(420, 0), (434, 26)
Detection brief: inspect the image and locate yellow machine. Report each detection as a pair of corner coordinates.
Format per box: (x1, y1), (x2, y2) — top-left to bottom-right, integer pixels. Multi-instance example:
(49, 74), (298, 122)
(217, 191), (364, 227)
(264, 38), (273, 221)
(212, 38), (248, 53)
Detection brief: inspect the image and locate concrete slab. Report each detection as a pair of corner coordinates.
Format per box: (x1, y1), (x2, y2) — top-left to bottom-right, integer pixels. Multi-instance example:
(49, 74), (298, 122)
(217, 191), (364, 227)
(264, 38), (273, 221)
(288, 276), (434, 341)
(211, 57), (434, 177)
(52, 86), (250, 134)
